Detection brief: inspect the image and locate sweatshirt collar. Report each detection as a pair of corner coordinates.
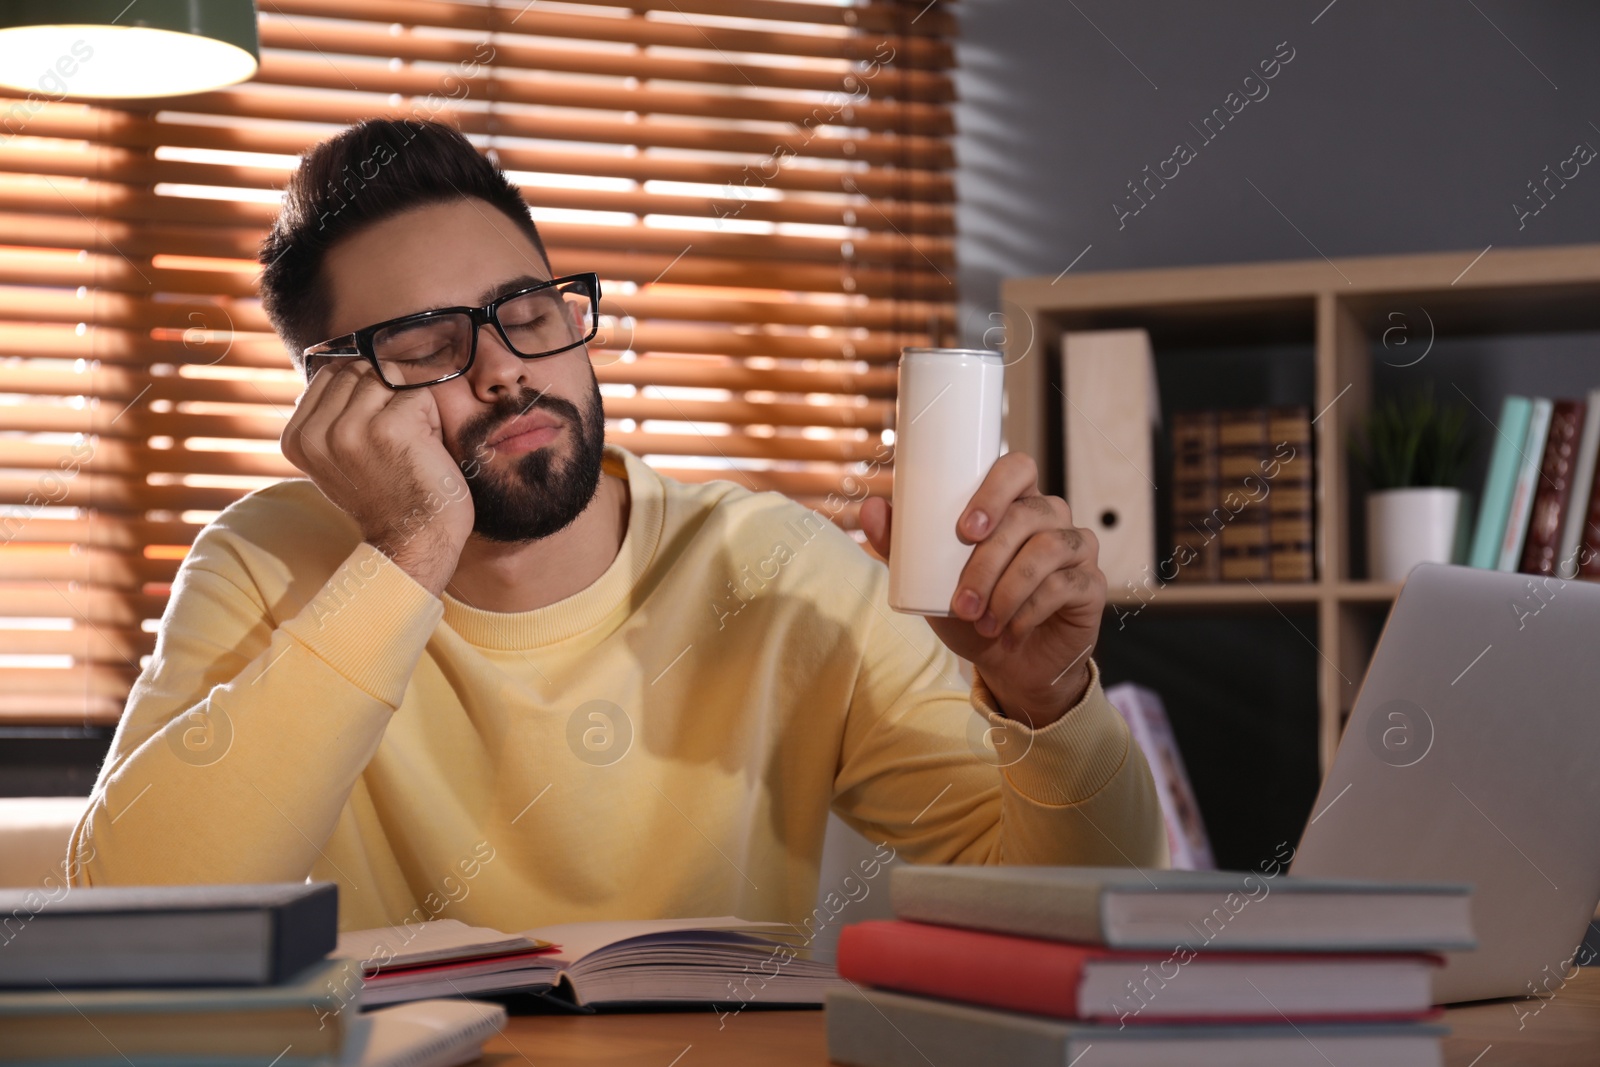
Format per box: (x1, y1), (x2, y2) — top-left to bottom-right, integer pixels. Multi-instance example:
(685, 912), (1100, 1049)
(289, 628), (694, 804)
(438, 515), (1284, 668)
(440, 446), (664, 649)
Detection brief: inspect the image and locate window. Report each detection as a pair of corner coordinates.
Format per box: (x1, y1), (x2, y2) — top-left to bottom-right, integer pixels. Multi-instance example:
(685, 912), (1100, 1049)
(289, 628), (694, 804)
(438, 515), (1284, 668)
(0, 0), (956, 724)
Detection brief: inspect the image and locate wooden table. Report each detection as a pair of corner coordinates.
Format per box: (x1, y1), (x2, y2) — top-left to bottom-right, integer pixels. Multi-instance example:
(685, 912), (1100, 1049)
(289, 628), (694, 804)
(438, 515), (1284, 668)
(481, 969), (1600, 1066)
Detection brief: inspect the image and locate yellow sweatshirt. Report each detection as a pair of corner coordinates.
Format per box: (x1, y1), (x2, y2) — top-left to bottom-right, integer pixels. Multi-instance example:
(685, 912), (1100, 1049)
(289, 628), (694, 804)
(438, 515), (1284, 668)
(71, 447), (1167, 931)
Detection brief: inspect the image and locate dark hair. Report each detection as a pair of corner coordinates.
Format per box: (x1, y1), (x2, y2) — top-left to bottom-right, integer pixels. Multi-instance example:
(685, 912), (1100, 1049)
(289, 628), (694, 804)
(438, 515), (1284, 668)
(258, 118), (549, 368)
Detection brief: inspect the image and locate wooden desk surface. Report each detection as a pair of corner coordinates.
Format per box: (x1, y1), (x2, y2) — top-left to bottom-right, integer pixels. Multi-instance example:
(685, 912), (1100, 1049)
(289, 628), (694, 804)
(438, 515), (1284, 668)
(482, 968), (1600, 1066)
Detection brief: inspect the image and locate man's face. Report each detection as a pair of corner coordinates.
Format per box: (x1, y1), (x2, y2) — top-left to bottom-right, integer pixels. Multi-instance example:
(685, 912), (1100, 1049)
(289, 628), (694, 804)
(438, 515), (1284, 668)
(319, 197), (606, 542)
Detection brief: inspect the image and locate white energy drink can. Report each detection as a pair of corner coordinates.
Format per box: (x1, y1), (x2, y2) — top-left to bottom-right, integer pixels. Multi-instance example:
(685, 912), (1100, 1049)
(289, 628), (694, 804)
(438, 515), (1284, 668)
(888, 348), (1005, 616)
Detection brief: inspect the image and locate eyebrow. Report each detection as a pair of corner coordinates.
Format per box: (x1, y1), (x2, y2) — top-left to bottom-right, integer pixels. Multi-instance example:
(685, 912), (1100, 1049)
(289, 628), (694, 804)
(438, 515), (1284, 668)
(475, 274), (551, 306)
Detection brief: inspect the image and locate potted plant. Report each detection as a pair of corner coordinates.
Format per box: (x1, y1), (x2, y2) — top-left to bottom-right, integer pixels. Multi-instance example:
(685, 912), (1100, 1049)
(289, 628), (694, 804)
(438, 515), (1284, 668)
(1351, 385), (1475, 582)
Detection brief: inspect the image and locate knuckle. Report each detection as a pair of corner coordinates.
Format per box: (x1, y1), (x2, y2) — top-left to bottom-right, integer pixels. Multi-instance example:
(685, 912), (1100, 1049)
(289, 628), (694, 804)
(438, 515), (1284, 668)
(1020, 495), (1053, 519)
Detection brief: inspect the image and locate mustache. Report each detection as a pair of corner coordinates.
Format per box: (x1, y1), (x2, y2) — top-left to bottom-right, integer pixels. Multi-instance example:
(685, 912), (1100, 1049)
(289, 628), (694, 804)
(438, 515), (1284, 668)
(458, 389), (584, 457)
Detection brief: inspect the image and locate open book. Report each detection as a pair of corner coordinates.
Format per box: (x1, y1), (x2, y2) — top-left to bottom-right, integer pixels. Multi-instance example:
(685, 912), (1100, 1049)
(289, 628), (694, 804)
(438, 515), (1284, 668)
(336, 917), (838, 1009)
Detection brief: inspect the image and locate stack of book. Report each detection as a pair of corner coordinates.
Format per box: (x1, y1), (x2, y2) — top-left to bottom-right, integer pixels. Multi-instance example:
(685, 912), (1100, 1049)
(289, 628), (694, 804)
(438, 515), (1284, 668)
(1469, 391), (1600, 579)
(1170, 406), (1314, 583)
(0, 883), (505, 1067)
(829, 866), (1475, 1067)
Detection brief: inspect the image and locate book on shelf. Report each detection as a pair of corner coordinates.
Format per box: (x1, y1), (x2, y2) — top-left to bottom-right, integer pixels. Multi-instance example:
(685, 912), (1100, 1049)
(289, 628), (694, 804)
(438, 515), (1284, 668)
(1168, 405), (1312, 584)
(1468, 395), (1533, 569)
(835, 920), (1442, 1024)
(1170, 409), (1222, 582)
(1102, 682), (1214, 870)
(1519, 397), (1588, 576)
(886, 866), (1476, 953)
(1556, 389), (1600, 578)
(1496, 397), (1554, 570)
(1267, 406), (1315, 581)
(1217, 408), (1270, 580)
(0, 882), (338, 988)
(825, 985), (1448, 1067)
(336, 916), (836, 1009)
(1467, 392), (1600, 580)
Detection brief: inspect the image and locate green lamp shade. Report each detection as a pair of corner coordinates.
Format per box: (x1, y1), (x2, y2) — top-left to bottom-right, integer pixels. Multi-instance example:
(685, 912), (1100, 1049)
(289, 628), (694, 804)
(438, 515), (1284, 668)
(0, 0), (259, 99)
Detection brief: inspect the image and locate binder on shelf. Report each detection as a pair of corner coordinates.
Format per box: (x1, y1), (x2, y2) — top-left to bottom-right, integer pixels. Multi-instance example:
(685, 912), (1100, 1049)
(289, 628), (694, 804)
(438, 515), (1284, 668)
(1060, 329), (1159, 591)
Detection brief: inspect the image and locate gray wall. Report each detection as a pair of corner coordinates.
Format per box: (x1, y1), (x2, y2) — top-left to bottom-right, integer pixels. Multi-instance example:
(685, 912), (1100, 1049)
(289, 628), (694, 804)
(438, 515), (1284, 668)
(950, 1), (1600, 869)
(955, 0), (1600, 331)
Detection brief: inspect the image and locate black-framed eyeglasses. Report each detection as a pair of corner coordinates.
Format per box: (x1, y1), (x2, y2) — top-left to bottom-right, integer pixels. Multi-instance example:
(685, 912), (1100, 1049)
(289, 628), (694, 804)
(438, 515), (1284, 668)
(301, 272), (602, 389)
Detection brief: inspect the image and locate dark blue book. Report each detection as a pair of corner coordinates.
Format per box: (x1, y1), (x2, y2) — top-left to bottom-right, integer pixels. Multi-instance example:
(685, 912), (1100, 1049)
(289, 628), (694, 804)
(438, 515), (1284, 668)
(0, 882), (337, 987)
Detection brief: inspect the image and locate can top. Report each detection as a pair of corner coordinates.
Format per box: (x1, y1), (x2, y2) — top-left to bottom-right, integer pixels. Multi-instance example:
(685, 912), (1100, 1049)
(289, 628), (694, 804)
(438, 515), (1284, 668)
(900, 346), (1004, 361)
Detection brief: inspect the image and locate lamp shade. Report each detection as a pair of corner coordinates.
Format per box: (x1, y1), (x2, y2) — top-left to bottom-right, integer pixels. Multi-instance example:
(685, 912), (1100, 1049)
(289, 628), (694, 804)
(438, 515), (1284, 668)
(0, 0), (259, 99)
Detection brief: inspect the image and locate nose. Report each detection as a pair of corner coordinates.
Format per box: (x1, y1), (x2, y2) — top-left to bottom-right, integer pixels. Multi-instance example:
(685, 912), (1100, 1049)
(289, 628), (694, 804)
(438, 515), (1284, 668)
(465, 320), (532, 400)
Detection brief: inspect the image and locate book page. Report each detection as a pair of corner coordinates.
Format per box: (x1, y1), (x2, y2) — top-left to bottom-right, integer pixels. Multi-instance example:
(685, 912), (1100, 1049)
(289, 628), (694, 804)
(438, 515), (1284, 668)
(520, 916), (796, 964)
(335, 918), (547, 970)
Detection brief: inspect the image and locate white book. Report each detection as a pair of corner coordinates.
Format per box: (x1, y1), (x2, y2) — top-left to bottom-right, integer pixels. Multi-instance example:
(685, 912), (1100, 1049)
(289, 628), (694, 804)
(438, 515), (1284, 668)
(1497, 397), (1554, 570)
(1555, 389), (1600, 578)
(341, 1000), (506, 1067)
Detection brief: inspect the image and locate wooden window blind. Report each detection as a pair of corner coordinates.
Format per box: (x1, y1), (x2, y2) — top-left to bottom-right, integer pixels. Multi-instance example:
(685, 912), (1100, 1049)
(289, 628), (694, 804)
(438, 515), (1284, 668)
(0, 0), (956, 725)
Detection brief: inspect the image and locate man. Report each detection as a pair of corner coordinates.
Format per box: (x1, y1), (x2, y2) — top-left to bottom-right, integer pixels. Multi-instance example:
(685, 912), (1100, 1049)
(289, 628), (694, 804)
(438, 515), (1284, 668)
(69, 120), (1165, 932)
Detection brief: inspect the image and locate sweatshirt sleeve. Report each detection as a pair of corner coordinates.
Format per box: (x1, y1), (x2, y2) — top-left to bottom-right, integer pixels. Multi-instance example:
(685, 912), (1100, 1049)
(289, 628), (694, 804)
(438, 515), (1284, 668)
(829, 556), (1169, 870)
(69, 493), (444, 888)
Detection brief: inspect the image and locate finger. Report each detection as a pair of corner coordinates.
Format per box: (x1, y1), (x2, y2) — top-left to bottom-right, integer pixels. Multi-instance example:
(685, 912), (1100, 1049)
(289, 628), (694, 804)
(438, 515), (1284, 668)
(282, 359), (345, 469)
(299, 364), (393, 482)
(308, 361), (393, 444)
(1008, 564), (1104, 638)
(986, 526), (1097, 633)
(859, 497), (892, 557)
(958, 452), (1041, 544)
(951, 494), (1063, 623)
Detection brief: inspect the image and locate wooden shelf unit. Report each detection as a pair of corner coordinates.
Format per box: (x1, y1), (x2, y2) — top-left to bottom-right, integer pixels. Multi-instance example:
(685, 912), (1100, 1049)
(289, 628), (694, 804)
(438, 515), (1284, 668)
(1001, 243), (1600, 773)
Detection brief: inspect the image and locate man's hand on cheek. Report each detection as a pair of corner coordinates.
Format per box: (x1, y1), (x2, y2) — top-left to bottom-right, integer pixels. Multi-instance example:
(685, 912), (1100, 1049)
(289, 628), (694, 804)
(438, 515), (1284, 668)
(281, 360), (475, 598)
(862, 452), (1103, 729)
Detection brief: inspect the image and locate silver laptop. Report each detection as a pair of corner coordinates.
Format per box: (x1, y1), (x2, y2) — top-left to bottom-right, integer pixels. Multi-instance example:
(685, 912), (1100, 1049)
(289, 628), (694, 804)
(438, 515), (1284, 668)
(1292, 563), (1600, 1004)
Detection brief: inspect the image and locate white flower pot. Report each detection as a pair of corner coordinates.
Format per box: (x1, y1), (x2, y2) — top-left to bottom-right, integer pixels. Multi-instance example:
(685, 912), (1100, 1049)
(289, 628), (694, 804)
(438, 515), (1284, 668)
(1366, 487), (1466, 582)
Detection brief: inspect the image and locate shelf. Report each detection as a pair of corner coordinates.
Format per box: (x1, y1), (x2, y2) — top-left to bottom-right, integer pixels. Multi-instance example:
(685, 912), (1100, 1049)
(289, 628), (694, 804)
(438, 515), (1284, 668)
(1332, 580), (1404, 603)
(1106, 581), (1321, 608)
(1003, 241), (1600, 779)
(1105, 580), (1404, 609)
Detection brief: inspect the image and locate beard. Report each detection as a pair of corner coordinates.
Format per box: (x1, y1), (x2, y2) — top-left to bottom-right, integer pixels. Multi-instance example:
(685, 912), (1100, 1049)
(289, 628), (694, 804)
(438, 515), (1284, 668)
(453, 370), (607, 543)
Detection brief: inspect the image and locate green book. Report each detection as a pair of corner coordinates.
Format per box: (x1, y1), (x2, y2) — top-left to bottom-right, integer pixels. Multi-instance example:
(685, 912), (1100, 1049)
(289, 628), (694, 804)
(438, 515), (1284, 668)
(1496, 397), (1553, 570)
(1468, 395), (1532, 568)
(0, 957), (355, 1067)
(827, 986), (1447, 1067)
